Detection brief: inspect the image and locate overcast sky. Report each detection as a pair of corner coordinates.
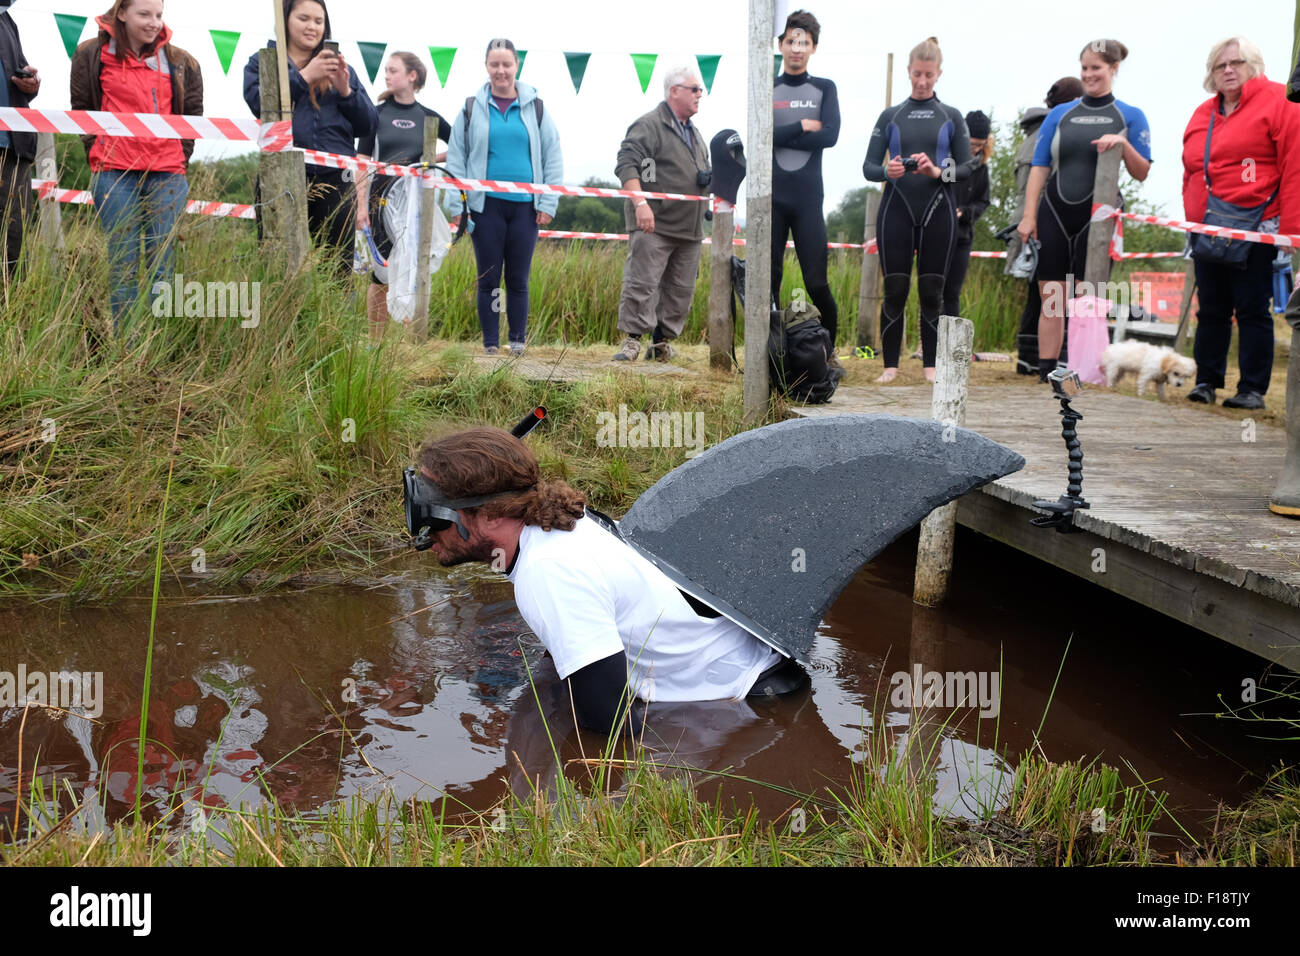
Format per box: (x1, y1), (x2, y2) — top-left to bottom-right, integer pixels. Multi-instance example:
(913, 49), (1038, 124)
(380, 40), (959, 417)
(10, 0), (1297, 220)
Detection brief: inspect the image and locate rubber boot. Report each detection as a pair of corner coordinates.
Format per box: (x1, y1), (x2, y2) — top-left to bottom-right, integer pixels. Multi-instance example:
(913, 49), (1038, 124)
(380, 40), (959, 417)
(1268, 317), (1300, 517)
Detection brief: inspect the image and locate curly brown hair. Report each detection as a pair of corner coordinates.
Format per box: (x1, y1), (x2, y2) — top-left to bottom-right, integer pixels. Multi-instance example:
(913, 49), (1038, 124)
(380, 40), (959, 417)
(416, 427), (586, 532)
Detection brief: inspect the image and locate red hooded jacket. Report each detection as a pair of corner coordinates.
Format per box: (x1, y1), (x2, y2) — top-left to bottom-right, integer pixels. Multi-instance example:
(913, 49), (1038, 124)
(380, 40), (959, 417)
(1182, 74), (1300, 237)
(86, 14), (185, 174)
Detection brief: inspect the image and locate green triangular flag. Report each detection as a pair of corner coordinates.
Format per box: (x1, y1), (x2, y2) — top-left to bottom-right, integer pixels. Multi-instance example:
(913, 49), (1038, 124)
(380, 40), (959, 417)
(54, 13), (87, 59)
(428, 46), (457, 87)
(696, 54), (721, 93)
(515, 49), (527, 78)
(774, 54), (783, 78)
(564, 52), (590, 94)
(209, 30), (240, 76)
(357, 42), (387, 84)
(631, 53), (657, 94)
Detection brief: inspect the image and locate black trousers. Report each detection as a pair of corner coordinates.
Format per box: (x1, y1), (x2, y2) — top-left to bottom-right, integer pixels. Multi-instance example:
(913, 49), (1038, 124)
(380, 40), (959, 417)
(876, 188), (956, 367)
(0, 147), (33, 279)
(942, 236), (972, 317)
(771, 192), (839, 340)
(306, 168), (356, 278)
(1192, 241), (1277, 395)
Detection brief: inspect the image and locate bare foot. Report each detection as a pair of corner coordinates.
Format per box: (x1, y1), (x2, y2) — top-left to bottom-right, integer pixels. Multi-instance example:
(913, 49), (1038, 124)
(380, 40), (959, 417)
(924, 367), (936, 383)
(876, 367), (899, 383)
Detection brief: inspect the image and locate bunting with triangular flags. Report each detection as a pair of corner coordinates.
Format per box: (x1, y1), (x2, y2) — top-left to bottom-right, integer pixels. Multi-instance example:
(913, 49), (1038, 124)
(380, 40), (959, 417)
(696, 54), (720, 93)
(428, 46), (456, 87)
(774, 54), (783, 78)
(515, 49), (527, 78)
(357, 42), (388, 85)
(209, 30), (239, 75)
(563, 52), (590, 93)
(54, 13), (87, 59)
(631, 53), (657, 93)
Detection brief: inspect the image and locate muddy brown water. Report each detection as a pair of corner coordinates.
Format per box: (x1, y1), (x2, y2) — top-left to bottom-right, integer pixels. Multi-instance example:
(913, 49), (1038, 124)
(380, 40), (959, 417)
(1, 529), (1293, 846)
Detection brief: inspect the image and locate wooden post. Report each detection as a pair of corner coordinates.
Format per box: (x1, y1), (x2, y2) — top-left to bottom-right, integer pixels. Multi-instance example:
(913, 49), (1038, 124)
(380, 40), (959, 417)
(410, 117), (440, 342)
(743, 0), (774, 420)
(913, 314), (974, 607)
(708, 201), (735, 369)
(1174, 258), (1196, 354)
(1269, 322), (1300, 516)
(273, 0), (291, 118)
(257, 48), (309, 277)
(856, 189), (881, 348)
(1082, 142), (1123, 295)
(33, 133), (64, 260)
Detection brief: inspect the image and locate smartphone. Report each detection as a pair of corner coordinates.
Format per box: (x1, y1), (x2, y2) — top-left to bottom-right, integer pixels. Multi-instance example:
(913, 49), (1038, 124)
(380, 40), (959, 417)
(322, 40), (339, 56)
(12, 68), (33, 79)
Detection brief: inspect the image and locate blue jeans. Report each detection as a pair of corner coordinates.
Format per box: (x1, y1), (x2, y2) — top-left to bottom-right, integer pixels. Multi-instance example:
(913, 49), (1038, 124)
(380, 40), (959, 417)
(91, 169), (189, 332)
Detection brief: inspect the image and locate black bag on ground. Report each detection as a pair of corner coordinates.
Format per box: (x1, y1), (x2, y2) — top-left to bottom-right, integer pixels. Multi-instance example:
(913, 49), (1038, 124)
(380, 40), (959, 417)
(729, 256), (838, 404)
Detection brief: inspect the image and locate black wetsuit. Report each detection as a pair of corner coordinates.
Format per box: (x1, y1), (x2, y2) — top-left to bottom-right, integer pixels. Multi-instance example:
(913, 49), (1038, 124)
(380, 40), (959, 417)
(863, 95), (973, 367)
(772, 72), (840, 338)
(358, 98), (452, 283)
(1031, 93), (1151, 281)
(943, 158), (989, 318)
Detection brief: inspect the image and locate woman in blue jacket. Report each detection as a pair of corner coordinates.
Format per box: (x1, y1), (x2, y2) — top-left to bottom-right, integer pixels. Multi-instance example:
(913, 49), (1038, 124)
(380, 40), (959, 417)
(446, 38), (563, 355)
(243, 0), (376, 275)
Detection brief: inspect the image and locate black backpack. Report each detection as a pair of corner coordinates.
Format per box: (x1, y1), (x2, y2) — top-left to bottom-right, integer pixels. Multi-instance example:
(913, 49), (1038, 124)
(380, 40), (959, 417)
(730, 256), (839, 404)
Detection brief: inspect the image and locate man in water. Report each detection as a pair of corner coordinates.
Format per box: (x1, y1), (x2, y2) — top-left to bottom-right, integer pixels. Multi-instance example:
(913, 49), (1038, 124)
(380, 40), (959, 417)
(410, 427), (807, 735)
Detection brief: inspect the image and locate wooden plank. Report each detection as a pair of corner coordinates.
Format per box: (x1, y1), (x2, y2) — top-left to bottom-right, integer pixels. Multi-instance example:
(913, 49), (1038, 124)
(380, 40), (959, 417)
(708, 207), (735, 369)
(956, 491), (1300, 669)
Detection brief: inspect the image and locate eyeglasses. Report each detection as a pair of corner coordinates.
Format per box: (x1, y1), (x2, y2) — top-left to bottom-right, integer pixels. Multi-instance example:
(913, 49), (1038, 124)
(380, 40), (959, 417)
(673, 85), (705, 94)
(1212, 58), (1247, 74)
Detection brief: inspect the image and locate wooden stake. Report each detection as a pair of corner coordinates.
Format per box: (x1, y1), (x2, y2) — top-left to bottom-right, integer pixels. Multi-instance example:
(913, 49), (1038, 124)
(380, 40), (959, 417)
(272, 0), (291, 119)
(411, 118), (440, 342)
(33, 133), (63, 262)
(257, 48), (309, 277)
(855, 189), (881, 348)
(708, 203), (735, 369)
(743, 0), (774, 421)
(1174, 258), (1196, 354)
(913, 314), (974, 607)
(1083, 142), (1123, 293)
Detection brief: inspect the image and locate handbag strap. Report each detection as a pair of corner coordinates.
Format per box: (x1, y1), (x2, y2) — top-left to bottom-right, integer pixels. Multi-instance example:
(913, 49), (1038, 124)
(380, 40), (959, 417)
(1203, 103), (1280, 207)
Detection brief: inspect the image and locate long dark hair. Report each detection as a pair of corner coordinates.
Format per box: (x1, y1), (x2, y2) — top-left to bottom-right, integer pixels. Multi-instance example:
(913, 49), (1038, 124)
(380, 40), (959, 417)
(283, 0), (334, 109)
(417, 428), (587, 532)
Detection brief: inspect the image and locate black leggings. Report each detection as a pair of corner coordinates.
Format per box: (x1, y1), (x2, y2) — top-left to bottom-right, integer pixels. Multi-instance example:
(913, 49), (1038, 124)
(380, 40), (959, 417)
(771, 193), (839, 340)
(876, 187), (956, 367)
(942, 236), (972, 318)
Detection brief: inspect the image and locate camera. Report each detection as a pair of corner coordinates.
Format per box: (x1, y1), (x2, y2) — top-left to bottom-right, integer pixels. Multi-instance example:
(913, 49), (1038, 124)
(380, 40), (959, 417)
(696, 169), (712, 188)
(901, 157), (919, 172)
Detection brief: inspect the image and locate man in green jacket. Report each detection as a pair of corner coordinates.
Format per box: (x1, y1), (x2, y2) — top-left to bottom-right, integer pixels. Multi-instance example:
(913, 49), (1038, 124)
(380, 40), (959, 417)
(611, 66), (712, 362)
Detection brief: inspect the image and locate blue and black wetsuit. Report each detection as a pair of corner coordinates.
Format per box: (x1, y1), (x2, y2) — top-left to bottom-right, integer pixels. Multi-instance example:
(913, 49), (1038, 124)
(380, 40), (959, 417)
(864, 96), (973, 367)
(1031, 93), (1152, 281)
(772, 72), (840, 338)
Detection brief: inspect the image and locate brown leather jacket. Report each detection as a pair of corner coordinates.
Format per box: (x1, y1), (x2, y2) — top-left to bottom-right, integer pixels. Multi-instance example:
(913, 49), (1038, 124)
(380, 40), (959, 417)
(68, 30), (203, 166)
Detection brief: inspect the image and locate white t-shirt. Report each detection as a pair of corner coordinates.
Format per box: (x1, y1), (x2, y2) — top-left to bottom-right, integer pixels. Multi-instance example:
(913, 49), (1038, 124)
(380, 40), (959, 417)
(507, 513), (782, 702)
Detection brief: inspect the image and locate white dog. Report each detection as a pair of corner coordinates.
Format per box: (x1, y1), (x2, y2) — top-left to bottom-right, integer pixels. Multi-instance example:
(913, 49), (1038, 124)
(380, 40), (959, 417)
(1100, 341), (1197, 400)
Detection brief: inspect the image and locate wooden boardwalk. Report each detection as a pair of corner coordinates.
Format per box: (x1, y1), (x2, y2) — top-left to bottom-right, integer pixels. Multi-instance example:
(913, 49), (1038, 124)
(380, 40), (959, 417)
(794, 385), (1300, 668)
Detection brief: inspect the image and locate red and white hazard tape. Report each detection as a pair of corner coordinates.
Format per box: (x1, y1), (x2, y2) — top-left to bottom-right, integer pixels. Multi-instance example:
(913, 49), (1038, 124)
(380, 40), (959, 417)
(0, 106), (291, 150)
(1092, 203), (1298, 250)
(31, 180), (256, 220)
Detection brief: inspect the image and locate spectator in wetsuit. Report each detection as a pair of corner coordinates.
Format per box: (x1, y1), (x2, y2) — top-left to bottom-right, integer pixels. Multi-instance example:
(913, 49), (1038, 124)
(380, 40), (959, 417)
(941, 109), (990, 320)
(356, 51), (452, 341)
(1016, 39), (1151, 382)
(772, 9), (841, 367)
(863, 36), (974, 383)
(1005, 77), (1084, 375)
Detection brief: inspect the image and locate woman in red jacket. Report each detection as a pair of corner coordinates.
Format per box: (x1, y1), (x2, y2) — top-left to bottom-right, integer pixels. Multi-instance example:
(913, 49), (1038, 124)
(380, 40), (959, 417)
(70, 0), (202, 336)
(1181, 36), (1300, 409)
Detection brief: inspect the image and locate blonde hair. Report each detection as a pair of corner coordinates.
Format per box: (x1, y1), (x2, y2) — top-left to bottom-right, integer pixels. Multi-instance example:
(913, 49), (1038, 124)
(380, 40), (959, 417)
(1203, 37), (1265, 93)
(1080, 38), (1128, 66)
(909, 36), (942, 68)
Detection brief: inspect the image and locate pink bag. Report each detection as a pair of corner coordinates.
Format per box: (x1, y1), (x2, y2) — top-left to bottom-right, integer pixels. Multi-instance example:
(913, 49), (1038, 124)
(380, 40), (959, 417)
(1067, 296), (1110, 385)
